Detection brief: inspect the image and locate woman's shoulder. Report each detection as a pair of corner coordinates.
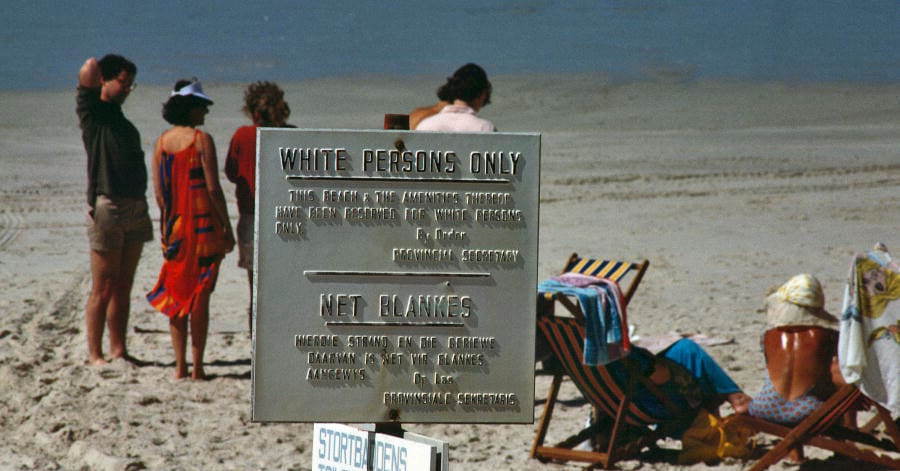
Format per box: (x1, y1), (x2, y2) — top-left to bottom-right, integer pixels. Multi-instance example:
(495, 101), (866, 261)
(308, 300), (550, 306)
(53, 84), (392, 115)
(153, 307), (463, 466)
(159, 127), (205, 153)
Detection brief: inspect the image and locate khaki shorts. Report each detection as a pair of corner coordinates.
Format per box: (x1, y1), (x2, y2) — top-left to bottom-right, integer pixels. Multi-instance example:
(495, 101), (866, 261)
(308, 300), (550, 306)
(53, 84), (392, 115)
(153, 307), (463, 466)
(236, 212), (255, 269)
(88, 195), (153, 252)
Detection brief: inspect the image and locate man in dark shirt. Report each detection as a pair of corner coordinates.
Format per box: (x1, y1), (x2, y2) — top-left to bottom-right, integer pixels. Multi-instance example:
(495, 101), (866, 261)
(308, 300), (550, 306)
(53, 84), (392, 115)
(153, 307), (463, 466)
(77, 54), (152, 365)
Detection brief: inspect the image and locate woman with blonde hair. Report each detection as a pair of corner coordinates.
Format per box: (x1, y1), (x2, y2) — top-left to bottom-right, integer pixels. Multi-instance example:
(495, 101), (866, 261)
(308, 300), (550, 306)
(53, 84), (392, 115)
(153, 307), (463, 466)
(147, 78), (234, 380)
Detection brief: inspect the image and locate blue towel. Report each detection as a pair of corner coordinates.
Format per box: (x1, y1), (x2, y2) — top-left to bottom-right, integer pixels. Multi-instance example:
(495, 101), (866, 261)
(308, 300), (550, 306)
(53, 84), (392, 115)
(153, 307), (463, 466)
(539, 275), (629, 365)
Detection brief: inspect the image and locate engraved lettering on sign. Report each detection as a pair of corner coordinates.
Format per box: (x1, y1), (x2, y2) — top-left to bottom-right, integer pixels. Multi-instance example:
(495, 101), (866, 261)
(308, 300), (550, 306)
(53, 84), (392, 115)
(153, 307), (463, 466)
(434, 228), (465, 241)
(404, 208), (427, 220)
(374, 190), (397, 203)
(381, 352), (404, 365)
(308, 207), (339, 219)
(274, 221), (303, 235)
(294, 334), (339, 348)
(320, 294), (361, 317)
(392, 248), (453, 262)
(288, 189), (315, 202)
(474, 208), (523, 222)
(437, 352), (485, 366)
(456, 392), (518, 406)
(322, 190), (359, 203)
(433, 208), (468, 221)
(275, 205), (305, 218)
(347, 335), (390, 348)
(379, 294), (472, 318)
(448, 336), (497, 349)
(308, 351), (357, 364)
(279, 147), (348, 171)
(434, 372), (454, 384)
(402, 191), (460, 205)
(469, 151), (521, 175)
(383, 392), (453, 406)
(362, 149), (458, 174)
(306, 368), (366, 381)
(465, 192), (512, 205)
(461, 249), (519, 263)
(343, 207), (398, 221)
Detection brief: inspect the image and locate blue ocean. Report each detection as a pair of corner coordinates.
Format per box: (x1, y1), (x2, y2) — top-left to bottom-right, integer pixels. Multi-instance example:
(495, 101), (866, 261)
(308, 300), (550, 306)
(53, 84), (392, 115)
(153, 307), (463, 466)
(3, 0), (899, 90)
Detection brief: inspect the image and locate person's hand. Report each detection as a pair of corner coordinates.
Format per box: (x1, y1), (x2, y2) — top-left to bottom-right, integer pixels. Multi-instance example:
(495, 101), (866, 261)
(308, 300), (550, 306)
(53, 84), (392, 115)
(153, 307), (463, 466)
(79, 57), (101, 88)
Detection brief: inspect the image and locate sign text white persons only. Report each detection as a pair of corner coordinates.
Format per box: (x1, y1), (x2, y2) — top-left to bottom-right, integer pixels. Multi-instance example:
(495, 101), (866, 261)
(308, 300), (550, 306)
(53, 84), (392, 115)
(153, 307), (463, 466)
(251, 129), (540, 423)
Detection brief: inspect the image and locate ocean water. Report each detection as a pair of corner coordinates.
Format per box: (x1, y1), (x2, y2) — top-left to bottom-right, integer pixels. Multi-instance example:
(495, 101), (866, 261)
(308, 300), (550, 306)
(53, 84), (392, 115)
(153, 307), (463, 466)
(3, 0), (899, 90)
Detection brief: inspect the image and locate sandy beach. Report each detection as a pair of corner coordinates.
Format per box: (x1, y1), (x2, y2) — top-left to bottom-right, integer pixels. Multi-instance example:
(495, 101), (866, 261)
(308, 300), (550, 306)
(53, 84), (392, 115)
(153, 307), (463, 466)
(0, 75), (898, 470)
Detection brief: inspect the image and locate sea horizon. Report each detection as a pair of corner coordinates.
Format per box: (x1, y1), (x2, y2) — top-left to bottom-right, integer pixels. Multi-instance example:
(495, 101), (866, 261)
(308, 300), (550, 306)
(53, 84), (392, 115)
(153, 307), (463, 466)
(4, 0), (899, 91)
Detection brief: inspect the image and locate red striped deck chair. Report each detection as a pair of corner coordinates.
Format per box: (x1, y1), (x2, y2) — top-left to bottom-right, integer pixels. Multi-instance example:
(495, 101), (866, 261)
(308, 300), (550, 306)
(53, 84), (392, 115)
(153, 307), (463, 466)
(532, 316), (696, 469)
(532, 254), (689, 469)
(737, 385), (899, 470)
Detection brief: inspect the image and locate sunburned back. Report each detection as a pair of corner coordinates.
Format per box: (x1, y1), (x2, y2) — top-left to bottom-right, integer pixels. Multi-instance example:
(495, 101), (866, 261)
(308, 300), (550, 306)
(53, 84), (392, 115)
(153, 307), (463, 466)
(764, 326), (838, 401)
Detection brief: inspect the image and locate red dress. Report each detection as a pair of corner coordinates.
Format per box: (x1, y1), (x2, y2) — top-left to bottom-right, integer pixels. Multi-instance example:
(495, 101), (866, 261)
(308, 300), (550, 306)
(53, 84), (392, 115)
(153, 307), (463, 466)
(147, 130), (225, 318)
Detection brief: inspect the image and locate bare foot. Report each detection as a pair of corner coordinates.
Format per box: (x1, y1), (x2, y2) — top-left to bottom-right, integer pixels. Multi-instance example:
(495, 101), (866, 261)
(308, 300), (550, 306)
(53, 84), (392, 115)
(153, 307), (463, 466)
(728, 392), (751, 414)
(174, 366), (189, 380)
(191, 368), (207, 381)
(88, 356), (109, 366)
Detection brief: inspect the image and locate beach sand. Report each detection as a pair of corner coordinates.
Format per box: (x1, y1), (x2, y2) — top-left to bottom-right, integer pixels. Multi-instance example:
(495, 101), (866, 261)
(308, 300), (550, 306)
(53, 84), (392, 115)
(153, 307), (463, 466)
(1, 75), (898, 470)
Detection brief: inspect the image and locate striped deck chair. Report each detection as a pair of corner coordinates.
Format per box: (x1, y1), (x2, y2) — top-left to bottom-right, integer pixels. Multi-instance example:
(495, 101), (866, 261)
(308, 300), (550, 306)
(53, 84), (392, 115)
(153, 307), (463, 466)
(737, 385), (899, 470)
(532, 315), (697, 469)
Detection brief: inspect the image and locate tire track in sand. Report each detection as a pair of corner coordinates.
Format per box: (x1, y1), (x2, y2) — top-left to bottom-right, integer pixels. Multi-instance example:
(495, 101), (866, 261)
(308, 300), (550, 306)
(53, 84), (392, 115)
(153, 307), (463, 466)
(543, 163), (900, 203)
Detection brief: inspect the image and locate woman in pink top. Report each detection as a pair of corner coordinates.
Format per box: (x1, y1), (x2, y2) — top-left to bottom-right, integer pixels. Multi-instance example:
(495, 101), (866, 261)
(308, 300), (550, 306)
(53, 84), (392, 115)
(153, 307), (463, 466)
(414, 63), (495, 132)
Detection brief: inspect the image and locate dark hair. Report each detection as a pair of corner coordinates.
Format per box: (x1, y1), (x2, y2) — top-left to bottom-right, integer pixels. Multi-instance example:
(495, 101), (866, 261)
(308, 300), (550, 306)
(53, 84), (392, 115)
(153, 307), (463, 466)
(162, 79), (210, 126)
(436, 63), (491, 104)
(243, 81), (291, 126)
(98, 54), (137, 80)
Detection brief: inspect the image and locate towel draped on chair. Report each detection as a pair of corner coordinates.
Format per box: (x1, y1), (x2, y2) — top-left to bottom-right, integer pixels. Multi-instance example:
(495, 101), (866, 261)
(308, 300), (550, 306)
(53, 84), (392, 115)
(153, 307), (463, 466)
(539, 272), (630, 365)
(838, 246), (900, 417)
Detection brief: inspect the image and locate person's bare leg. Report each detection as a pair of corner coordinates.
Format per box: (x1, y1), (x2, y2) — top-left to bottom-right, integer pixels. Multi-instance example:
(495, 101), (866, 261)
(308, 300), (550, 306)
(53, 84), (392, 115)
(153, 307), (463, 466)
(107, 240), (143, 360)
(191, 290), (211, 380)
(85, 249), (122, 365)
(169, 315), (189, 379)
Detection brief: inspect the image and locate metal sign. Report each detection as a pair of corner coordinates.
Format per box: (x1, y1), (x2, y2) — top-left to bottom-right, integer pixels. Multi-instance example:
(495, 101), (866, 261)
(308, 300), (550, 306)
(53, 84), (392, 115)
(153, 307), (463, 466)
(252, 129), (540, 423)
(312, 423), (442, 471)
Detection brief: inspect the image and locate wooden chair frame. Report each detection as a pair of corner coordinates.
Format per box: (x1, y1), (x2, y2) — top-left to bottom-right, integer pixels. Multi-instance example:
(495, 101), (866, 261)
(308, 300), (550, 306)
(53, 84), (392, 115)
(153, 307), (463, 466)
(737, 384), (899, 470)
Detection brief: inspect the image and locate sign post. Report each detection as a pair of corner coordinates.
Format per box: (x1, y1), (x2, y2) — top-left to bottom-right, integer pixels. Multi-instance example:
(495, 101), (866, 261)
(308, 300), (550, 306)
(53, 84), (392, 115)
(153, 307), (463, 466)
(252, 129), (540, 425)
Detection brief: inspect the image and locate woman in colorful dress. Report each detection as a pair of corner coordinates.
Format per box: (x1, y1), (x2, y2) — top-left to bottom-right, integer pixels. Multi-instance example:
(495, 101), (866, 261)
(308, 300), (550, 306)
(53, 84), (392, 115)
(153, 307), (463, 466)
(147, 78), (234, 380)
